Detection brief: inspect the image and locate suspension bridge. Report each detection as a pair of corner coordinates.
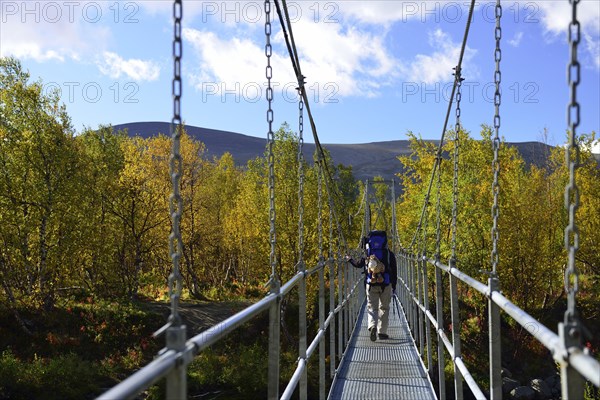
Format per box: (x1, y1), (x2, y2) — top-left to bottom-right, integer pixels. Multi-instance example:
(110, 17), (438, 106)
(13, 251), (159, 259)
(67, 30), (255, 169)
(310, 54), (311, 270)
(97, 0), (599, 399)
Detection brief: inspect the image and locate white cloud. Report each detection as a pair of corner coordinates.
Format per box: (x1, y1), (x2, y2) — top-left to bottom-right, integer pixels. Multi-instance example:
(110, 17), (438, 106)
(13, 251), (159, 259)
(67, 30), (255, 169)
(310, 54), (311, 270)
(536, 0), (600, 69)
(0, 18), (108, 62)
(281, 19), (398, 97)
(584, 32), (600, 69)
(2, 42), (66, 62)
(508, 32), (524, 48)
(336, 1), (470, 25)
(184, 29), (293, 90)
(0, 1), (112, 62)
(560, 139), (600, 154)
(137, 1), (207, 20)
(403, 29), (476, 84)
(96, 52), (160, 82)
(535, 0), (600, 35)
(184, 2), (489, 100)
(184, 17), (399, 99)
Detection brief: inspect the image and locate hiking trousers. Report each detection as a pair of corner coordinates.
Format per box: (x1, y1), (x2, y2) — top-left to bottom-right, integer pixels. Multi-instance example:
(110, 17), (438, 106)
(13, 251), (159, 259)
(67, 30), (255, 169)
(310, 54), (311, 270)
(366, 284), (392, 335)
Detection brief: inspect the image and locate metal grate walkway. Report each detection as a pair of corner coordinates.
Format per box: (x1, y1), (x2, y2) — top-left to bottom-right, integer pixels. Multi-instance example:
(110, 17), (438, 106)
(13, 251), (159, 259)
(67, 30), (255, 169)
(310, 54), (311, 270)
(328, 298), (437, 400)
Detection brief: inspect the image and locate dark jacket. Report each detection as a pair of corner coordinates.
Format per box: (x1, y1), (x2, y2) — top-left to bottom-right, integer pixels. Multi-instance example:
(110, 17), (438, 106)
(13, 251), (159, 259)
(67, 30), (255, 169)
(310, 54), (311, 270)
(348, 249), (397, 291)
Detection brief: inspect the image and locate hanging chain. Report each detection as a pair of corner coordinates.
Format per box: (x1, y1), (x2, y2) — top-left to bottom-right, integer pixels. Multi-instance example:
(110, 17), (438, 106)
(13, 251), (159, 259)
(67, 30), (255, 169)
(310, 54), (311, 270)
(317, 164), (326, 258)
(297, 82), (305, 267)
(328, 192), (334, 262)
(421, 200), (429, 257)
(490, 0), (502, 275)
(434, 156), (443, 259)
(265, 0), (277, 284)
(564, 0), (581, 322)
(166, 0), (183, 327)
(451, 67), (463, 262)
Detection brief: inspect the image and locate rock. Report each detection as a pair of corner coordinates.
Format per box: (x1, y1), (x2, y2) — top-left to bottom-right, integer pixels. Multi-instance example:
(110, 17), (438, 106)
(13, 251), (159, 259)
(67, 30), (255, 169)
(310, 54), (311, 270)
(530, 378), (552, 400)
(503, 377), (520, 395)
(511, 386), (536, 400)
(544, 374), (559, 389)
(544, 374), (561, 397)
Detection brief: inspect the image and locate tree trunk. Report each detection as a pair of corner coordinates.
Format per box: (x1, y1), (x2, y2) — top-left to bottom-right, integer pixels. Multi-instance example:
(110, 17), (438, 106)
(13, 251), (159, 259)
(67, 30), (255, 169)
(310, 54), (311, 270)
(38, 211), (54, 310)
(131, 238), (143, 299)
(0, 258), (32, 336)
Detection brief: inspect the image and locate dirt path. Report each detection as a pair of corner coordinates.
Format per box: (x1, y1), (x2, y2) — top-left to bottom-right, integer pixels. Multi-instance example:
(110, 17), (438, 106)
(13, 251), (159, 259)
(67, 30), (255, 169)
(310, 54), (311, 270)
(139, 299), (253, 337)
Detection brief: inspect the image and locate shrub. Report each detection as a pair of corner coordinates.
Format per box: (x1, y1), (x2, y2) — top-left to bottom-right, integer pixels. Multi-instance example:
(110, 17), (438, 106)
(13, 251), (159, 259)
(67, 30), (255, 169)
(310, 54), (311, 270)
(0, 350), (102, 400)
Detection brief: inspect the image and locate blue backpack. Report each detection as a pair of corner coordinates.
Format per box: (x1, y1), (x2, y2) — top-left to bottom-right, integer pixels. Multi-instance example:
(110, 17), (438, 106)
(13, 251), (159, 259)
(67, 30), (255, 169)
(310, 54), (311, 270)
(365, 230), (390, 286)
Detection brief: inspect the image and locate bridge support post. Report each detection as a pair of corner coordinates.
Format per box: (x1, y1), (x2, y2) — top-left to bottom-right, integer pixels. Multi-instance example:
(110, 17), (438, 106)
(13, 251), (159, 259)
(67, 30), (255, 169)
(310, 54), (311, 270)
(391, 180), (397, 254)
(268, 279), (281, 400)
(422, 253), (433, 375)
(406, 254), (414, 331)
(405, 254), (412, 328)
(413, 255), (420, 343)
(488, 276), (502, 400)
(558, 321), (585, 400)
(165, 324), (187, 400)
(407, 255), (413, 333)
(318, 263), (326, 400)
(449, 258), (464, 400)
(399, 252), (404, 310)
(434, 257), (446, 400)
(329, 256), (336, 377)
(417, 254), (425, 357)
(345, 257), (350, 344)
(337, 256), (343, 362)
(299, 262), (307, 400)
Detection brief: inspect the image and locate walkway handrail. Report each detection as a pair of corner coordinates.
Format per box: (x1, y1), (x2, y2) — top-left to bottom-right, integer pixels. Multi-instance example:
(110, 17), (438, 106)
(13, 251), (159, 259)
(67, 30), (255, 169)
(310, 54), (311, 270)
(397, 251), (600, 400)
(282, 274), (364, 400)
(429, 255), (599, 386)
(97, 257), (364, 400)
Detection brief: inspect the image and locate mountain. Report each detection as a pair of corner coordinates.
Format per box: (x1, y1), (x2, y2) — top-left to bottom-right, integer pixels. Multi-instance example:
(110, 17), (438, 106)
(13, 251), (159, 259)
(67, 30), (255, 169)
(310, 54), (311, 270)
(113, 122), (555, 182)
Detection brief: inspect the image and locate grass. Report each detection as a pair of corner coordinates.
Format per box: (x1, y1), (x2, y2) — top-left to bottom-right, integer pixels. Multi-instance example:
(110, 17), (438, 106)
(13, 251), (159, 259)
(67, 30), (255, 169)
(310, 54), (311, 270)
(0, 350), (102, 400)
(0, 296), (163, 399)
(0, 294), (320, 400)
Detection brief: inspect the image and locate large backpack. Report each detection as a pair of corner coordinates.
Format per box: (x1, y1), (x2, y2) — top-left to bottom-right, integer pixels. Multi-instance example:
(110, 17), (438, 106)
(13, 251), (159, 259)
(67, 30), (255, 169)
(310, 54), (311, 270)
(364, 230), (390, 286)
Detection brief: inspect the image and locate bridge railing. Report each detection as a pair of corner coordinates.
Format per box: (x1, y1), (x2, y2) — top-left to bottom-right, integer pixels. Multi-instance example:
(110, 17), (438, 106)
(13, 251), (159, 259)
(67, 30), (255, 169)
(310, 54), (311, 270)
(397, 251), (600, 400)
(97, 257), (364, 400)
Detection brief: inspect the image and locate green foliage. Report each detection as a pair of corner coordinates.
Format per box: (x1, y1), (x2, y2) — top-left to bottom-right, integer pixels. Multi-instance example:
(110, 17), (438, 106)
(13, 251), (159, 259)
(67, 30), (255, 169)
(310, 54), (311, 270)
(0, 297), (164, 399)
(395, 127), (600, 388)
(585, 381), (600, 400)
(0, 57), (363, 399)
(0, 350), (101, 400)
(396, 128), (600, 314)
(1, 58), (361, 308)
(0, 57), (81, 309)
(6, 54), (599, 399)
(146, 317), (273, 400)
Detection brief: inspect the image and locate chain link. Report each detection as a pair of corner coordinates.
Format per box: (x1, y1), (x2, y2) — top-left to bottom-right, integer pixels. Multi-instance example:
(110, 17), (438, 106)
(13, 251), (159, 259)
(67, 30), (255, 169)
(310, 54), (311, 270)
(451, 67), (463, 262)
(490, 0), (502, 275)
(421, 201), (429, 257)
(564, 0), (581, 322)
(318, 164), (324, 258)
(434, 156), (443, 259)
(297, 83), (305, 266)
(167, 0), (183, 326)
(265, 0), (277, 283)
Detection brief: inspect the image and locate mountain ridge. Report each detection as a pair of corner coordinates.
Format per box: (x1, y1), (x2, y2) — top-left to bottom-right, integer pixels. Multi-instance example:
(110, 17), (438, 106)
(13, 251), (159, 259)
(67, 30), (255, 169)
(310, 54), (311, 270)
(113, 121), (556, 182)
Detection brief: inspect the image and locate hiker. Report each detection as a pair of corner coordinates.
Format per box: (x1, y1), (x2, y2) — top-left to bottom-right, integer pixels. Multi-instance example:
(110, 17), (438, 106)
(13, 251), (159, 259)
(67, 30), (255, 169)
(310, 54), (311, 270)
(346, 230), (398, 341)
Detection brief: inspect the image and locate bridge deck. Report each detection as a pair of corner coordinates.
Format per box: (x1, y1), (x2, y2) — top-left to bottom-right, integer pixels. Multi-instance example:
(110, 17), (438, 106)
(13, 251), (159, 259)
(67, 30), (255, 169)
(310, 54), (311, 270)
(328, 299), (437, 400)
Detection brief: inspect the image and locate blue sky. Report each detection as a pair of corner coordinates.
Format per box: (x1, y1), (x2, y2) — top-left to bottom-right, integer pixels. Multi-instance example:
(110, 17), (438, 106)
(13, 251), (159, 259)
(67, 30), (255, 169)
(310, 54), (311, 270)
(1, 0), (599, 148)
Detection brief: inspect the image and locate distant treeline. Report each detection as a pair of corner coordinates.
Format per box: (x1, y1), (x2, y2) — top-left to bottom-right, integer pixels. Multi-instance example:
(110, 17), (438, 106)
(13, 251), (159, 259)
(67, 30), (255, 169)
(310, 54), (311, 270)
(1, 56), (599, 337)
(0, 58), (361, 313)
